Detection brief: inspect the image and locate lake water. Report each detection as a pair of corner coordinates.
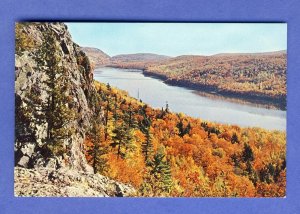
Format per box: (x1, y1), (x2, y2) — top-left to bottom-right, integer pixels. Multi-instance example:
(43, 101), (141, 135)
(94, 67), (286, 131)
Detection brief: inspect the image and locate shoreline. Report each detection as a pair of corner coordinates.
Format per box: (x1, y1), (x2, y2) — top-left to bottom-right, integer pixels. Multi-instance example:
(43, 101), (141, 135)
(143, 70), (286, 111)
(99, 66), (286, 111)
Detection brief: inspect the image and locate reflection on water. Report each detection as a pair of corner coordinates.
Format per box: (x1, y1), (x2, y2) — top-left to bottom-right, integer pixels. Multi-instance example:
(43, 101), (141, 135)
(94, 67), (286, 131)
(192, 91), (278, 110)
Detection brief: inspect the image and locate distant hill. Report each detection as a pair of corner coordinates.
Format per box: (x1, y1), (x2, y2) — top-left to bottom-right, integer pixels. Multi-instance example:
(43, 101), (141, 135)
(212, 50), (286, 57)
(111, 53), (170, 62)
(144, 51), (287, 109)
(81, 47), (111, 67)
(80, 47), (286, 109)
(109, 53), (170, 70)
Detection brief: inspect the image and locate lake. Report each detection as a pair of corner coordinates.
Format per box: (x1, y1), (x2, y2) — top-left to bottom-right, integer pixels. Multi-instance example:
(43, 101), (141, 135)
(94, 67), (286, 131)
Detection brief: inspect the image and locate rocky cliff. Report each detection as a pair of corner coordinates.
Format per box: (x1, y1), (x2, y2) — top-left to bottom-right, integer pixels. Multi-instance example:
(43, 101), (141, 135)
(14, 22), (135, 196)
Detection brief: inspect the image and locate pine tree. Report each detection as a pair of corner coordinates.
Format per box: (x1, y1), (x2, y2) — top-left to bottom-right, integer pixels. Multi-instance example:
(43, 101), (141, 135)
(138, 104), (151, 133)
(142, 126), (153, 162)
(165, 101), (169, 113)
(85, 122), (108, 174)
(104, 95), (111, 140)
(111, 121), (134, 159)
(148, 147), (173, 194)
(127, 102), (137, 129)
(106, 83), (111, 91)
(242, 143), (254, 162)
(177, 119), (191, 137)
(35, 29), (77, 157)
(138, 105), (154, 161)
(85, 92), (108, 174)
(231, 132), (239, 144)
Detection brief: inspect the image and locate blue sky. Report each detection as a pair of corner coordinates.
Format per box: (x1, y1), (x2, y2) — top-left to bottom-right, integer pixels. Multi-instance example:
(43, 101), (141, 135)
(66, 23), (287, 57)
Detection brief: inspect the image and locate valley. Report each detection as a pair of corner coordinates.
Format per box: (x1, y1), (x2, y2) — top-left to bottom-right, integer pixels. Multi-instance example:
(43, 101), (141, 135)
(14, 22), (286, 197)
(83, 48), (286, 110)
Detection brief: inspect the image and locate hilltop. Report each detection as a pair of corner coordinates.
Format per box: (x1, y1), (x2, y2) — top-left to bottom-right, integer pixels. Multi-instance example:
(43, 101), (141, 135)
(145, 51), (286, 109)
(111, 53), (170, 62)
(81, 47), (111, 67)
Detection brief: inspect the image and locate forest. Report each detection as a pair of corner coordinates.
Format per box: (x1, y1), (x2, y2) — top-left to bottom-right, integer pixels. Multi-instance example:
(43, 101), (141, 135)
(110, 52), (286, 109)
(83, 81), (286, 197)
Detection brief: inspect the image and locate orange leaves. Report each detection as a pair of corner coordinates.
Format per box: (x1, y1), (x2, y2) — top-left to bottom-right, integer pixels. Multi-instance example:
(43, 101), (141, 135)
(143, 53), (286, 101)
(256, 179), (286, 197)
(219, 131), (231, 141)
(134, 129), (146, 144)
(89, 80), (286, 197)
(106, 153), (145, 187)
(226, 173), (256, 197)
(83, 137), (94, 164)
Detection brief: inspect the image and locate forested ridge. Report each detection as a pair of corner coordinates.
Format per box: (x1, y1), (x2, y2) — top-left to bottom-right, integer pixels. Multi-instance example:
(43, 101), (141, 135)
(83, 81), (286, 197)
(110, 52), (286, 110)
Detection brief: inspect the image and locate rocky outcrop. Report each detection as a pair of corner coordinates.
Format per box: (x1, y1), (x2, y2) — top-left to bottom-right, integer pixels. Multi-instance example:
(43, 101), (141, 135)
(15, 22), (95, 172)
(15, 167), (135, 197)
(14, 22), (136, 196)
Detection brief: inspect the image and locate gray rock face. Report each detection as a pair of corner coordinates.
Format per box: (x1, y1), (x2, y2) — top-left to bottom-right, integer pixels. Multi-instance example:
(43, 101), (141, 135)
(15, 23), (95, 173)
(14, 23), (136, 197)
(14, 167), (136, 197)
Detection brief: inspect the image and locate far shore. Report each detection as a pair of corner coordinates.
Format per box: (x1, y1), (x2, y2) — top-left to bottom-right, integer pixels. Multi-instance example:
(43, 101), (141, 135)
(94, 66), (286, 111)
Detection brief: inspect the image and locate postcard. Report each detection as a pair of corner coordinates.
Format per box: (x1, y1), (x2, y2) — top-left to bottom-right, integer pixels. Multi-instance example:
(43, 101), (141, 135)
(14, 22), (286, 197)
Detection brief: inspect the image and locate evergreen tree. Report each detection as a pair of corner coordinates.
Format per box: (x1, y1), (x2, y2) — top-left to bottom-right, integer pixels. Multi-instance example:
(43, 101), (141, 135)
(127, 102), (137, 129)
(231, 132), (239, 144)
(86, 122), (108, 174)
(137, 105), (154, 162)
(149, 147), (173, 193)
(138, 104), (151, 133)
(106, 83), (111, 91)
(85, 92), (108, 174)
(113, 94), (118, 126)
(177, 119), (185, 137)
(111, 121), (134, 159)
(104, 95), (111, 140)
(177, 119), (191, 137)
(35, 29), (77, 156)
(165, 101), (169, 113)
(142, 126), (153, 162)
(242, 143), (254, 162)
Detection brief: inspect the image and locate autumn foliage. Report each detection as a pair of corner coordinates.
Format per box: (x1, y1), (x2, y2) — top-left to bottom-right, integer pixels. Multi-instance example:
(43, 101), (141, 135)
(83, 81), (286, 197)
(111, 52), (286, 109)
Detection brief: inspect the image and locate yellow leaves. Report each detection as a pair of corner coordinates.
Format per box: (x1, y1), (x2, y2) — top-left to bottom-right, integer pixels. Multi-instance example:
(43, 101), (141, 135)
(226, 173), (256, 197)
(106, 153), (145, 187)
(15, 23), (36, 54)
(209, 133), (219, 144)
(134, 129), (146, 143)
(88, 78), (286, 197)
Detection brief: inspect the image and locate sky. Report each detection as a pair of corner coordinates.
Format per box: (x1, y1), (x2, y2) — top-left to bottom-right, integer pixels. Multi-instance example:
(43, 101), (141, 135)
(66, 23), (287, 57)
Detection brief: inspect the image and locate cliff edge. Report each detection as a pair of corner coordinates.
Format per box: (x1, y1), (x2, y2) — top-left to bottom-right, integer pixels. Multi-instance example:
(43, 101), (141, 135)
(14, 22), (135, 196)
